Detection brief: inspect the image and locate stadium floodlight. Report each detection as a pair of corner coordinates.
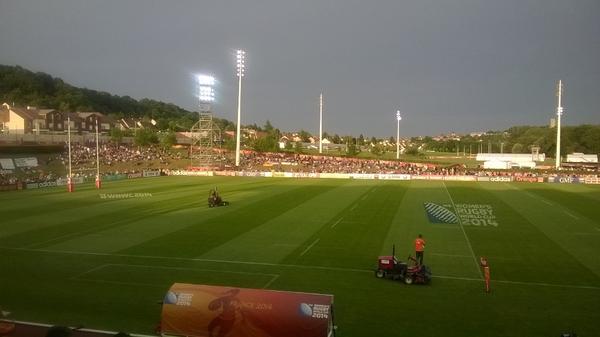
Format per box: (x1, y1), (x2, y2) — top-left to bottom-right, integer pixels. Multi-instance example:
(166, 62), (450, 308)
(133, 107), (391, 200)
(196, 74), (216, 86)
(555, 80), (564, 170)
(396, 110), (402, 159)
(197, 74), (216, 103)
(319, 92), (323, 154)
(235, 49), (246, 167)
(67, 115), (73, 192)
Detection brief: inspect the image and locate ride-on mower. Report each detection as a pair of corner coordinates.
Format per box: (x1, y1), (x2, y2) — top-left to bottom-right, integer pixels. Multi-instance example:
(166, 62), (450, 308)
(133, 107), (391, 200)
(375, 246), (432, 285)
(208, 188), (229, 208)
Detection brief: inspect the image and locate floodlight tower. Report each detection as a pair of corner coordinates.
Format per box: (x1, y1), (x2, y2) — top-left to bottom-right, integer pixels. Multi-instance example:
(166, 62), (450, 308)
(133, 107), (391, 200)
(235, 49), (246, 167)
(319, 92), (323, 154)
(190, 74), (218, 168)
(396, 110), (402, 159)
(95, 118), (101, 189)
(67, 115), (73, 192)
(555, 80), (564, 170)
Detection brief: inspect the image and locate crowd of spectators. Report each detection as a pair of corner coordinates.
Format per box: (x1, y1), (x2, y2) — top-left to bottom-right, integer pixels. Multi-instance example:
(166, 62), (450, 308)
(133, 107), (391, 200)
(0, 167), (55, 185)
(1, 145), (598, 187)
(58, 143), (183, 172)
(240, 151), (434, 174)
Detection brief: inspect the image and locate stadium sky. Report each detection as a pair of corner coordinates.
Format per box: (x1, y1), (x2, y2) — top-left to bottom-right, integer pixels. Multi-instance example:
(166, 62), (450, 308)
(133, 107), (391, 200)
(0, 0), (599, 137)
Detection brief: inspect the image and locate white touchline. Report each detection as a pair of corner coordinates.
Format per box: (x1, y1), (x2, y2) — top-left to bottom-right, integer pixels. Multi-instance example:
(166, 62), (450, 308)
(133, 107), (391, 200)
(4, 246), (599, 291)
(300, 238), (320, 256)
(442, 181), (484, 280)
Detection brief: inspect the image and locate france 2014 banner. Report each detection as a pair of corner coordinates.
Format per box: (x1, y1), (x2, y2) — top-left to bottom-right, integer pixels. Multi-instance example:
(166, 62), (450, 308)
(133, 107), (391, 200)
(161, 283), (333, 337)
(424, 202), (498, 227)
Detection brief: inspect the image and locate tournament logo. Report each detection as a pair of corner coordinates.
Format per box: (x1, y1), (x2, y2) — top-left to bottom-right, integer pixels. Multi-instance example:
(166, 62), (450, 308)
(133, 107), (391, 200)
(424, 202), (459, 224)
(424, 202), (499, 227)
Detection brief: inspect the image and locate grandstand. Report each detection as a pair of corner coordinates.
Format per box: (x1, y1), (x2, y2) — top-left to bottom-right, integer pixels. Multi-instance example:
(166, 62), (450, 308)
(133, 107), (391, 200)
(475, 153), (546, 169)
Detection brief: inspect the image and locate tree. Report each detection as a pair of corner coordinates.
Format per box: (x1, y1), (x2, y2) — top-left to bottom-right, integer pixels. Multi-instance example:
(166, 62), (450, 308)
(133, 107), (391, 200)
(511, 143), (524, 153)
(358, 134), (365, 145)
(294, 141), (303, 153)
(110, 128), (124, 144)
(264, 120), (274, 132)
(134, 128), (158, 146)
(405, 147), (421, 156)
(371, 143), (385, 156)
(346, 141), (358, 156)
(298, 129), (311, 142)
(158, 130), (177, 149)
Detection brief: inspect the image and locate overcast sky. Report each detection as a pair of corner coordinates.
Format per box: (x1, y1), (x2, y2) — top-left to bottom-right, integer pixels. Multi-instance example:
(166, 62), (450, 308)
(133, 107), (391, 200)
(1, 0), (598, 137)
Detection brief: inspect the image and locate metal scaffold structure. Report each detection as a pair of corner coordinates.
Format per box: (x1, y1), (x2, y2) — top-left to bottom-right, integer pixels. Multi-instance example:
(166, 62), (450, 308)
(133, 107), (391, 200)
(189, 74), (222, 169)
(190, 111), (221, 168)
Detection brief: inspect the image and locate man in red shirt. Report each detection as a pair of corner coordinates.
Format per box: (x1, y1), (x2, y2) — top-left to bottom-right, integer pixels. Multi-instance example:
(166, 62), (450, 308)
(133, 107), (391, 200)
(414, 234), (426, 265)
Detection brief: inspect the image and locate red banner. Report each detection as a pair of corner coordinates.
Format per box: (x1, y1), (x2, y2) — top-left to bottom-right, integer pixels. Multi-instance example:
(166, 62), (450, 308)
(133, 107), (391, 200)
(161, 283), (334, 337)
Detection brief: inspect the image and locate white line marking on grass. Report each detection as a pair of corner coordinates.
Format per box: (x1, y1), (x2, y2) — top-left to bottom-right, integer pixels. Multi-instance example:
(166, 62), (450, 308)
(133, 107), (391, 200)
(493, 279), (600, 291)
(432, 275), (481, 281)
(300, 238), (320, 256)
(263, 274), (280, 289)
(106, 263), (278, 277)
(442, 181), (484, 280)
(429, 224), (461, 230)
(14, 321), (156, 337)
(564, 211), (579, 219)
(331, 218), (343, 228)
(350, 204), (358, 211)
(541, 199), (553, 206)
(73, 278), (167, 288)
(1, 246), (371, 273)
(431, 253), (473, 258)
(4, 246), (600, 291)
(361, 195), (368, 201)
(70, 264), (111, 280)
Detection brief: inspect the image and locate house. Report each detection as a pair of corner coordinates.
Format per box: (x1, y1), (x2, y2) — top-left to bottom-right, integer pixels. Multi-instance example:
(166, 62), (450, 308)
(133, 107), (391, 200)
(0, 103), (114, 134)
(1, 104), (41, 134)
(78, 112), (111, 132)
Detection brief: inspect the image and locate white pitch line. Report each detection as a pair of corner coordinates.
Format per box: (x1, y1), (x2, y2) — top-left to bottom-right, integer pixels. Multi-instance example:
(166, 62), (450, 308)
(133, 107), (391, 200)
(263, 274), (280, 289)
(431, 253), (473, 258)
(442, 181), (484, 280)
(14, 321), (156, 337)
(4, 246), (600, 291)
(101, 263), (278, 277)
(541, 199), (553, 206)
(564, 211), (579, 219)
(300, 238), (320, 256)
(70, 263), (111, 280)
(350, 204), (358, 211)
(331, 218), (343, 228)
(493, 279), (600, 291)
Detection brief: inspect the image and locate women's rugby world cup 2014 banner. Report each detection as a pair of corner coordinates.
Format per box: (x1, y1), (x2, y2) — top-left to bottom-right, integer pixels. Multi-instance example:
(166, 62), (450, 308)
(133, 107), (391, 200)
(160, 283), (334, 337)
(424, 202), (499, 227)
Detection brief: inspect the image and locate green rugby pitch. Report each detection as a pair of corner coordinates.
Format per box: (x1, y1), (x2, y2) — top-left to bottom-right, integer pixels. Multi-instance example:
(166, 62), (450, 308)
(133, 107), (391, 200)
(1, 176), (599, 337)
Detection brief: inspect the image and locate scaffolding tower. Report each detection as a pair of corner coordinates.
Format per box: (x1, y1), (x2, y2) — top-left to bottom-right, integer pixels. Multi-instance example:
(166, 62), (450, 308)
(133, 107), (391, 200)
(190, 112), (222, 169)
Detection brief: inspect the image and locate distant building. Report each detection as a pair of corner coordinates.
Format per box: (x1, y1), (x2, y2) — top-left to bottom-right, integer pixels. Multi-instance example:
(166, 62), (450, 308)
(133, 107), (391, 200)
(1, 103), (112, 134)
(476, 153), (546, 169)
(566, 153), (598, 163)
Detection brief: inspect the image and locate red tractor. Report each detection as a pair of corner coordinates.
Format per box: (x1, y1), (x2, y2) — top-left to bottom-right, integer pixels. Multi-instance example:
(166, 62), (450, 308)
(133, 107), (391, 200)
(375, 247), (432, 285)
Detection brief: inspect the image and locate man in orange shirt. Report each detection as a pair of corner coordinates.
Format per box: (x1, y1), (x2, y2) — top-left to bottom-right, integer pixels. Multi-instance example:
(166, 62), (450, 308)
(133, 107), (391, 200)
(414, 234), (426, 265)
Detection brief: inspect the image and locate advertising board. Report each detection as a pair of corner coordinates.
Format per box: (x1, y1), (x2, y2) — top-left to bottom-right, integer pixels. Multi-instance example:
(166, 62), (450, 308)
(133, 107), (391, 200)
(161, 283), (334, 337)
